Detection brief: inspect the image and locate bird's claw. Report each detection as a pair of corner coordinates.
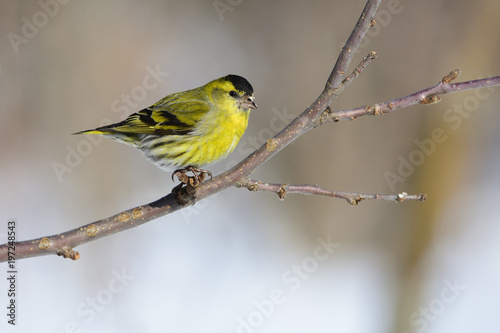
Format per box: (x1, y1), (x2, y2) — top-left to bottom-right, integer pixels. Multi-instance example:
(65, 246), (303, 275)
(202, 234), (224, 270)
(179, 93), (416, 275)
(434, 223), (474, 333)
(172, 166), (212, 187)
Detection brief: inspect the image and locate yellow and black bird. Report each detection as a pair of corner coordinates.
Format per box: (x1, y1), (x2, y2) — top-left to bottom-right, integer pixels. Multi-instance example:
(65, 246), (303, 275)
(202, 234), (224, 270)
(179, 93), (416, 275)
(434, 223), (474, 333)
(75, 74), (256, 182)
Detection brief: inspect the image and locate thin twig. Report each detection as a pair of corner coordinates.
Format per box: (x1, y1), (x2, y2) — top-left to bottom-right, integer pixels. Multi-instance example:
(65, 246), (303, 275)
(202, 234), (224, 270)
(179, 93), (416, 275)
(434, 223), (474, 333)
(317, 71), (500, 125)
(326, 2), (381, 92)
(342, 51), (378, 87)
(238, 178), (426, 205)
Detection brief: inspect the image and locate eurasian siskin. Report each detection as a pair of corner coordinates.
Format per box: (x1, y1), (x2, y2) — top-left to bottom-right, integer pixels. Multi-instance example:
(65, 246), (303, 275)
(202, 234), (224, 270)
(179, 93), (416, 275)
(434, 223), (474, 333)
(75, 74), (256, 177)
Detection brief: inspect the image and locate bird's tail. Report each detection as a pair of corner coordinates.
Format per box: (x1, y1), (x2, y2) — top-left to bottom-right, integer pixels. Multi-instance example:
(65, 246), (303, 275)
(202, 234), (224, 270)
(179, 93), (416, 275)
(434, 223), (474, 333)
(73, 127), (139, 146)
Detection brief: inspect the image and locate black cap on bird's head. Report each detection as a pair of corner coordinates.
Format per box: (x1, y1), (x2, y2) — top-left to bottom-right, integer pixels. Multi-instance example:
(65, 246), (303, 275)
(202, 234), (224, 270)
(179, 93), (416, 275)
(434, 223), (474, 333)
(223, 74), (257, 110)
(224, 74), (254, 96)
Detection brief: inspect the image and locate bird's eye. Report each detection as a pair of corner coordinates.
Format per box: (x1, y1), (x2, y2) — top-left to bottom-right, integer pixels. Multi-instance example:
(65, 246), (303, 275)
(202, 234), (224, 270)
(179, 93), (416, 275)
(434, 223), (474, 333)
(229, 90), (238, 98)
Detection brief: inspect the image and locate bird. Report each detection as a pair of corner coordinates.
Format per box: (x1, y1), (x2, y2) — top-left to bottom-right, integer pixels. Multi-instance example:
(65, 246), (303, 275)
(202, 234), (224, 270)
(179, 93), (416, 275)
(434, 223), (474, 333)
(75, 74), (257, 185)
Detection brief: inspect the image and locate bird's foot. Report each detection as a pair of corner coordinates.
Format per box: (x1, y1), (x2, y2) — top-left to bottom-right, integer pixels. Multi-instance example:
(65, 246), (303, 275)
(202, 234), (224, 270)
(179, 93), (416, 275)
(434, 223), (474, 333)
(172, 166), (213, 187)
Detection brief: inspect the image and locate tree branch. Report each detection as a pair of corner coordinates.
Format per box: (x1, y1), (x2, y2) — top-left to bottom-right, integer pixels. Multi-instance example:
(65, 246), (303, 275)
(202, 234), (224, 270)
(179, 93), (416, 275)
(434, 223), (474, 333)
(2, 0), (499, 262)
(237, 178), (426, 205)
(316, 70), (500, 125)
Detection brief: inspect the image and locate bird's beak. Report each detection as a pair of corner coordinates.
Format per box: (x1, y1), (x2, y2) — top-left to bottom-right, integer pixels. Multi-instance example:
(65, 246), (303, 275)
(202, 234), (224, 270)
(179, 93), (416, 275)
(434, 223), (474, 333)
(241, 96), (257, 110)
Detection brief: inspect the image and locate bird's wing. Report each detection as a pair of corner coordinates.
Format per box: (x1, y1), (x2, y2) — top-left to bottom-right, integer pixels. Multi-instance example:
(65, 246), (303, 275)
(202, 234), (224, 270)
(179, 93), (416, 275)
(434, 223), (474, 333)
(109, 97), (211, 136)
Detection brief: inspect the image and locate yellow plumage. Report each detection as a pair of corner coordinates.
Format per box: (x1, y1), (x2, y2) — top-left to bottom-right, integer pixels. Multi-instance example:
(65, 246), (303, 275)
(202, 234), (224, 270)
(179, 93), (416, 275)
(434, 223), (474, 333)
(75, 75), (256, 171)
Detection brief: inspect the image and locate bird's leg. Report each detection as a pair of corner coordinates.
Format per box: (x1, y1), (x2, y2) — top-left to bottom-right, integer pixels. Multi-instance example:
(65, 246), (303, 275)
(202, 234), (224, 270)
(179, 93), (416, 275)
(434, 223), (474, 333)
(172, 166), (213, 187)
(171, 182), (195, 206)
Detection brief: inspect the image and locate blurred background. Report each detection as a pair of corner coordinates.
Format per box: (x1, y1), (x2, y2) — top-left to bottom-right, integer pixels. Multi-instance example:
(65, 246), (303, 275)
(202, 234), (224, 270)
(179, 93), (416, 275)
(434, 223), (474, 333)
(1, 0), (500, 332)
